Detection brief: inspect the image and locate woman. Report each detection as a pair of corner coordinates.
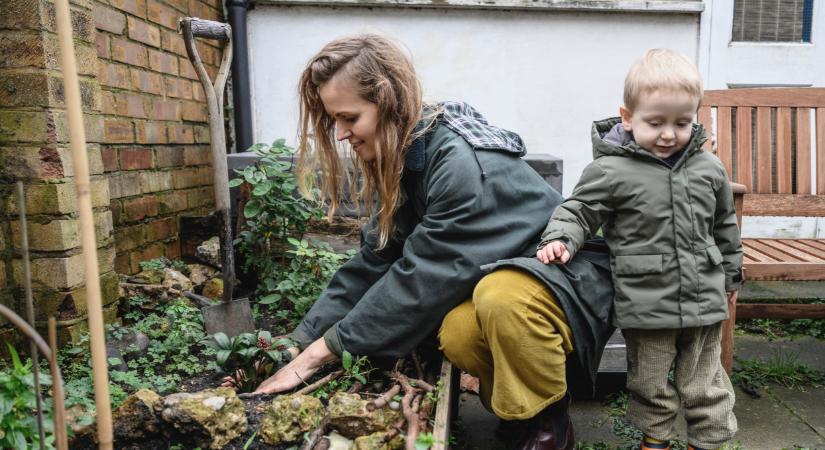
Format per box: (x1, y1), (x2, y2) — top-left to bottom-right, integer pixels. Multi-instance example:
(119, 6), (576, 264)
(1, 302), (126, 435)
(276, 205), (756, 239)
(253, 34), (614, 450)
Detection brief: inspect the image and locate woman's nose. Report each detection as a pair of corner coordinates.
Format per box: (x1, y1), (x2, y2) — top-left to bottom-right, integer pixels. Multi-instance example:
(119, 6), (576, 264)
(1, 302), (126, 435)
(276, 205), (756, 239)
(336, 127), (351, 142)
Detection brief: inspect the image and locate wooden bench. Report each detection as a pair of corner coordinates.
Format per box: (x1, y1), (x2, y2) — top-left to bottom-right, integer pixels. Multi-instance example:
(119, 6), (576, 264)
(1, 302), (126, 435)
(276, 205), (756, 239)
(698, 88), (825, 372)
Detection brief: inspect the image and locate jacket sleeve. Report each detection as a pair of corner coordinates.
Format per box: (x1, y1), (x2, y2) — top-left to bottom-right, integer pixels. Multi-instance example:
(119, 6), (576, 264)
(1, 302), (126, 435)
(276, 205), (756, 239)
(712, 174), (744, 291)
(321, 145), (543, 358)
(290, 215), (401, 350)
(538, 161), (613, 257)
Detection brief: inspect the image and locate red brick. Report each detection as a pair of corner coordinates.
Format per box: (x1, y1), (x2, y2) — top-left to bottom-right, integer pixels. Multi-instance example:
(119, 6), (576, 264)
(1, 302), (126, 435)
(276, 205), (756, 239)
(110, 199), (123, 224)
(204, 64), (218, 81)
(130, 68), (162, 94)
(172, 167), (199, 189)
(101, 148), (119, 172)
(188, 0), (221, 22)
(184, 146), (211, 165)
(141, 242), (164, 261)
(180, 101), (206, 122)
(155, 146), (184, 167)
(151, 98), (179, 121)
(148, 49), (178, 75)
(164, 76), (192, 99)
(127, 17), (161, 47)
(135, 121), (167, 144)
(186, 186), (214, 208)
(111, 37), (148, 66)
(178, 57), (198, 80)
(192, 82), (205, 101)
(110, 0), (147, 18)
(100, 91), (117, 114)
(104, 119), (134, 143)
(157, 190), (187, 213)
(167, 124), (194, 144)
(196, 42), (219, 66)
(147, 0), (179, 30)
(123, 195), (159, 222)
(114, 92), (148, 118)
(147, 217), (176, 241)
(194, 125), (210, 144)
(160, 29), (186, 56)
(115, 223), (148, 252)
(120, 148), (154, 170)
(98, 63), (131, 89)
(115, 252), (133, 274)
(165, 240), (181, 260)
(165, 0), (187, 11)
(96, 33), (110, 59)
(93, 5), (126, 34)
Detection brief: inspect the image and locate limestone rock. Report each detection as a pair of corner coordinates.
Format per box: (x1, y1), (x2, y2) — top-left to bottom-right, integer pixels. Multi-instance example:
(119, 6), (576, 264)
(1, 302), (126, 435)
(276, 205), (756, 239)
(328, 392), (403, 439)
(196, 236), (221, 268)
(162, 268), (193, 292)
(157, 387), (247, 449)
(353, 431), (404, 450)
(328, 431), (355, 450)
(259, 394), (325, 446)
(113, 389), (162, 442)
(187, 263), (217, 286)
(202, 277), (224, 300)
(133, 268), (164, 285)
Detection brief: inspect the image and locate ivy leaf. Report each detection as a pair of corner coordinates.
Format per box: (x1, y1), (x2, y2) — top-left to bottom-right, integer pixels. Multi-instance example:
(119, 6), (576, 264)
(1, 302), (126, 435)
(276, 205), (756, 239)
(244, 199), (262, 218)
(228, 178), (244, 188)
(259, 294), (281, 305)
(108, 357), (123, 366)
(252, 181), (273, 196)
(342, 351), (353, 371)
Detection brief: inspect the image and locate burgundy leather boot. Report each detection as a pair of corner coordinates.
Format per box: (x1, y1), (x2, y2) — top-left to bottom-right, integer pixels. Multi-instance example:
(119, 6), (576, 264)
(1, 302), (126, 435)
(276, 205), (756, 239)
(511, 393), (574, 450)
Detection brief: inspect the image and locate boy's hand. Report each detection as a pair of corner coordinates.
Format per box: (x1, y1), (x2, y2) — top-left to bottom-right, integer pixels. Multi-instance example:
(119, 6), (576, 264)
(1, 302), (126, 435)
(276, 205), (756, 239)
(537, 241), (570, 264)
(727, 291), (738, 306)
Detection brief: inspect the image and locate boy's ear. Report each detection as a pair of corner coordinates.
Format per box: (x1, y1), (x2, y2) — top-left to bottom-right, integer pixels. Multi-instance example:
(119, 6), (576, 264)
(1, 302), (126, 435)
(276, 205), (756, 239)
(619, 106), (633, 132)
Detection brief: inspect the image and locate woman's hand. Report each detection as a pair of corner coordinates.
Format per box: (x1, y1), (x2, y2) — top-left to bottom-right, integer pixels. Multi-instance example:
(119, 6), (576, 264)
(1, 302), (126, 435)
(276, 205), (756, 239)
(253, 337), (338, 395)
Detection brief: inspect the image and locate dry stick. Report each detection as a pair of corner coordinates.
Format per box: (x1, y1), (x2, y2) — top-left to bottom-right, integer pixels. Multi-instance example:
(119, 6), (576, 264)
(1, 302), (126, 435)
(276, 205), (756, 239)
(391, 371), (435, 393)
(295, 370), (344, 396)
(369, 384), (402, 411)
(382, 418), (407, 443)
(298, 416), (329, 450)
(17, 183), (45, 450)
(54, 0), (112, 447)
(346, 380), (364, 394)
(411, 351), (425, 381)
(49, 318), (69, 450)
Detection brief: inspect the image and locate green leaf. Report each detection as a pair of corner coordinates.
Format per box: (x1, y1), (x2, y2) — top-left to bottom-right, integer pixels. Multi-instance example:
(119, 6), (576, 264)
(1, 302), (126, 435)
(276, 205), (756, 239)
(243, 199), (262, 218)
(228, 178), (244, 188)
(287, 237), (301, 247)
(342, 351), (353, 371)
(216, 350), (231, 368)
(259, 294), (281, 305)
(252, 181), (273, 196)
(108, 357), (123, 366)
(6, 343), (23, 370)
(212, 332), (231, 350)
(354, 373), (367, 384)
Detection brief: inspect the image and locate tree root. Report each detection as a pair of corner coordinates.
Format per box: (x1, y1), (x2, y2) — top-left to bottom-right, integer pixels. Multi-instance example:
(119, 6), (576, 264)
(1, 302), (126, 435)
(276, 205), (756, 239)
(295, 370), (344, 396)
(369, 384), (401, 411)
(298, 416), (329, 450)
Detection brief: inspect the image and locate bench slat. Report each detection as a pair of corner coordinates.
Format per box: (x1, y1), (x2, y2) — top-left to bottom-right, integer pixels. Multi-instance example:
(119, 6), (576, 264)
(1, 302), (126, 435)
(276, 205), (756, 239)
(796, 239), (825, 253)
(742, 194), (825, 217)
(776, 107), (793, 194)
(717, 107), (733, 176)
(754, 239), (825, 263)
(744, 262), (825, 281)
(796, 108), (812, 195)
(736, 107), (753, 190)
(756, 107), (773, 193)
(818, 108), (825, 195)
(742, 240), (781, 262)
(698, 106), (712, 152)
(702, 88), (825, 107)
(746, 239), (801, 262)
(737, 303), (825, 319)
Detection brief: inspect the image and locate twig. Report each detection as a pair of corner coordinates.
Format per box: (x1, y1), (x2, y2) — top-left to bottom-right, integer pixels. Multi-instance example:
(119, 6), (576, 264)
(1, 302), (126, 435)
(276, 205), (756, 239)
(298, 416), (329, 450)
(295, 370), (344, 396)
(382, 418), (406, 443)
(390, 371), (435, 393)
(346, 381), (363, 394)
(411, 351), (424, 380)
(369, 384), (401, 411)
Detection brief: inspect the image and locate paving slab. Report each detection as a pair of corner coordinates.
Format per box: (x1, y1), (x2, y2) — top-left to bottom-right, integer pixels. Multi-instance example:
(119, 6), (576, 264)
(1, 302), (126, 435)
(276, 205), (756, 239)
(734, 335), (825, 371)
(767, 386), (825, 443)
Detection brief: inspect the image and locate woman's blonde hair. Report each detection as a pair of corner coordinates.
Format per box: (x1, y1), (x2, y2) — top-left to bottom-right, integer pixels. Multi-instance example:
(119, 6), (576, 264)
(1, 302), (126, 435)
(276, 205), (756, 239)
(296, 34), (424, 249)
(623, 48), (703, 111)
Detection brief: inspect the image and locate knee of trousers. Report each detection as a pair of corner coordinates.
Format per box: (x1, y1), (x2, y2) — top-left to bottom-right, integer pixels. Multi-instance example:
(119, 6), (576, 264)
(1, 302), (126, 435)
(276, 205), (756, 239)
(473, 269), (537, 321)
(438, 304), (480, 369)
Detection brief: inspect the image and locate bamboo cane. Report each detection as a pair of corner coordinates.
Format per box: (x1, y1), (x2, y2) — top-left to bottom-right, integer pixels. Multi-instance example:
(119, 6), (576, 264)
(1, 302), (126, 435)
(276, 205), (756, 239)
(49, 317), (69, 450)
(53, 0), (113, 447)
(17, 182), (46, 450)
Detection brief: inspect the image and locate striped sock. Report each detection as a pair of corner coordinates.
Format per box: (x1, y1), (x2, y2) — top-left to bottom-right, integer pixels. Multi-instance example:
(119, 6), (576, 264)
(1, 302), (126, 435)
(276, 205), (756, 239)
(640, 436), (671, 450)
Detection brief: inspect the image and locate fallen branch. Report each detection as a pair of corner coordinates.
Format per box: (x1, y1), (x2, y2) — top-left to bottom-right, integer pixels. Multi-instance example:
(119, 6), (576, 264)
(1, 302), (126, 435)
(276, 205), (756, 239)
(369, 384), (401, 411)
(295, 370), (344, 396)
(298, 416), (329, 450)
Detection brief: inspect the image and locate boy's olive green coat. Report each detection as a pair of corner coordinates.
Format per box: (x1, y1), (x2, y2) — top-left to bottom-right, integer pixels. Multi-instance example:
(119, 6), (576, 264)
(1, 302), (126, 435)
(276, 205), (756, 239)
(540, 117), (744, 330)
(293, 114), (615, 389)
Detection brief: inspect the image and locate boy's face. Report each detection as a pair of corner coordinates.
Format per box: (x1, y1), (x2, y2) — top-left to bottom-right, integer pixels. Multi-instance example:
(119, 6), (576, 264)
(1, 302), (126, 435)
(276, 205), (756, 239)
(620, 90), (698, 159)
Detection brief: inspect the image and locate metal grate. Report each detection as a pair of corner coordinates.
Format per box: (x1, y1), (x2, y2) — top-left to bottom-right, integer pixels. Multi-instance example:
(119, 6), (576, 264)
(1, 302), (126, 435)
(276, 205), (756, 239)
(732, 0), (814, 42)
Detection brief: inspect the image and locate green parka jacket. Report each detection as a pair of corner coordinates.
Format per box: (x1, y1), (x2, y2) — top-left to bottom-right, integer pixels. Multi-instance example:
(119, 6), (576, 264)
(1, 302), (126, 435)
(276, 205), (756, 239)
(292, 103), (615, 389)
(539, 117), (744, 330)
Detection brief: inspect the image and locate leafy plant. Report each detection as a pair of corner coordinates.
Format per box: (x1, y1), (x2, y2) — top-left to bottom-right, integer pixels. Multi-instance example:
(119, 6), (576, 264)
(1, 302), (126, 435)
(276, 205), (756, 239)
(732, 349), (824, 390)
(138, 257), (191, 276)
(0, 344), (55, 450)
(203, 331), (295, 392)
(311, 351), (373, 399)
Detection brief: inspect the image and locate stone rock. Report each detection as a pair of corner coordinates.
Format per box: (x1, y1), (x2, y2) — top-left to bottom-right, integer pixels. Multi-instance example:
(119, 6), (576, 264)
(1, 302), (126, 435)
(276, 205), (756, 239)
(162, 268), (193, 292)
(133, 268), (165, 285)
(187, 263), (217, 286)
(328, 392), (403, 440)
(259, 394), (325, 446)
(65, 404), (95, 443)
(328, 431), (355, 450)
(105, 341), (128, 372)
(353, 431), (404, 450)
(196, 236), (221, 268)
(202, 277), (224, 300)
(157, 387), (247, 449)
(114, 329), (150, 357)
(113, 389), (162, 442)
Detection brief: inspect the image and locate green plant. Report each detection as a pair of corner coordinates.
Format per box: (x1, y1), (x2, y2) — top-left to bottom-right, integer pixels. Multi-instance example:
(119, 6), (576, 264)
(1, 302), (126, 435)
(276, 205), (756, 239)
(732, 349), (824, 390)
(203, 330), (294, 392)
(138, 256), (191, 276)
(311, 351), (373, 399)
(0, 344), (56, 450)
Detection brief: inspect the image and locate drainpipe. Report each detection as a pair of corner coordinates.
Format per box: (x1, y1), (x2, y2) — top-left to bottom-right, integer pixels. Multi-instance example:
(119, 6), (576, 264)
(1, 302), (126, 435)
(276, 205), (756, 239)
(225, 0), (253, 153)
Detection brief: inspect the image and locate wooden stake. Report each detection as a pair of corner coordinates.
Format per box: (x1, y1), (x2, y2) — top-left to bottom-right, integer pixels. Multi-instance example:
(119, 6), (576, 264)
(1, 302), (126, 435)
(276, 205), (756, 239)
(53, 0), (113, 447)
(49, 317), (69, 450)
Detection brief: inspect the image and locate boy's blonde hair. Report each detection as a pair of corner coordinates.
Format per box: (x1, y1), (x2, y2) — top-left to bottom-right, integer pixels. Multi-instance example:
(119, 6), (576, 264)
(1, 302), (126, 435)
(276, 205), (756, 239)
(623, 48), (703, 111)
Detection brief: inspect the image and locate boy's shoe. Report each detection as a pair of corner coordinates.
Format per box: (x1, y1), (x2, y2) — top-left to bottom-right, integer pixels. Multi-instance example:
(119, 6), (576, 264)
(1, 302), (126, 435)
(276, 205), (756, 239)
(639, 436), (670, 450)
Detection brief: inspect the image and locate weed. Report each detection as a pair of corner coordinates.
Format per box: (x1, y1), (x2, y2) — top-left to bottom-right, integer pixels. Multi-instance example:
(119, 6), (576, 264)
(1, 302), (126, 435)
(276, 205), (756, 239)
(732, 349), (824, 390)
(0, 344), (56, 450)
(202, 331), (294, 392)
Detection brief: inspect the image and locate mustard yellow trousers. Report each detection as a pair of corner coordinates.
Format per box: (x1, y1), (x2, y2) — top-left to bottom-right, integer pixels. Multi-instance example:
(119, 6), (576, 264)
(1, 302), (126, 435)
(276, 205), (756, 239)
(438, 268), (574, 420)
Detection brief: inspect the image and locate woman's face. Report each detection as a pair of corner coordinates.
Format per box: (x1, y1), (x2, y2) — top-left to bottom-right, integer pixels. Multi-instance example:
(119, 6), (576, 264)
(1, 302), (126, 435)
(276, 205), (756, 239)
(319, 75), (379, 162)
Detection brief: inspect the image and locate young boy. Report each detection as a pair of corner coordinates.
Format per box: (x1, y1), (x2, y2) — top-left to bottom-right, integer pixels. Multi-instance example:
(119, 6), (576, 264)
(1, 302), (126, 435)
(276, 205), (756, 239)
(537, 49), (743, 450)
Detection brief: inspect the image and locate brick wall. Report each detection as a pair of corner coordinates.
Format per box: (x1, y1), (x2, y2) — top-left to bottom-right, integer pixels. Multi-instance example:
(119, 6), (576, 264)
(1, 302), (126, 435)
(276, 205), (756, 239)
(93, 0), (223, 274)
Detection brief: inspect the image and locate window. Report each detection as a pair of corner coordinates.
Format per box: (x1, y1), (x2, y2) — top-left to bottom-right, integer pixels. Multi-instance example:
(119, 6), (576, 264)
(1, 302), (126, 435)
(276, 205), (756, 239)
(732, 0), (814, 42)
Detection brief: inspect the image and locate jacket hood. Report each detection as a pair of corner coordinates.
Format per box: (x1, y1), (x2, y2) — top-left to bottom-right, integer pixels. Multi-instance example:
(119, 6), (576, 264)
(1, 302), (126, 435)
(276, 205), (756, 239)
(590, 117), (708, 163)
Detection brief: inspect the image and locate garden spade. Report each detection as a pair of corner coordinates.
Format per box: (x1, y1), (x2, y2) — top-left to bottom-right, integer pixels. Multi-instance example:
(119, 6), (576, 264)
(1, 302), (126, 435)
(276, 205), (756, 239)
(180, 17), (254, 336)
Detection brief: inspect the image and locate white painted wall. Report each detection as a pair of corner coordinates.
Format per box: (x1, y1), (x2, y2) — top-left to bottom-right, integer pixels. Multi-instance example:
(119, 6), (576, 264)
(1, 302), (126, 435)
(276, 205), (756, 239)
(247, 6), (700, 196)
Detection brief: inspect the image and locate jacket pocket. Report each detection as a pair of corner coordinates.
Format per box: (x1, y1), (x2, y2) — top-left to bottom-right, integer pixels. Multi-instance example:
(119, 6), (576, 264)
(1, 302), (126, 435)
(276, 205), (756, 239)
(614, 254), (663, 275)
(706, 245), (723, 266)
